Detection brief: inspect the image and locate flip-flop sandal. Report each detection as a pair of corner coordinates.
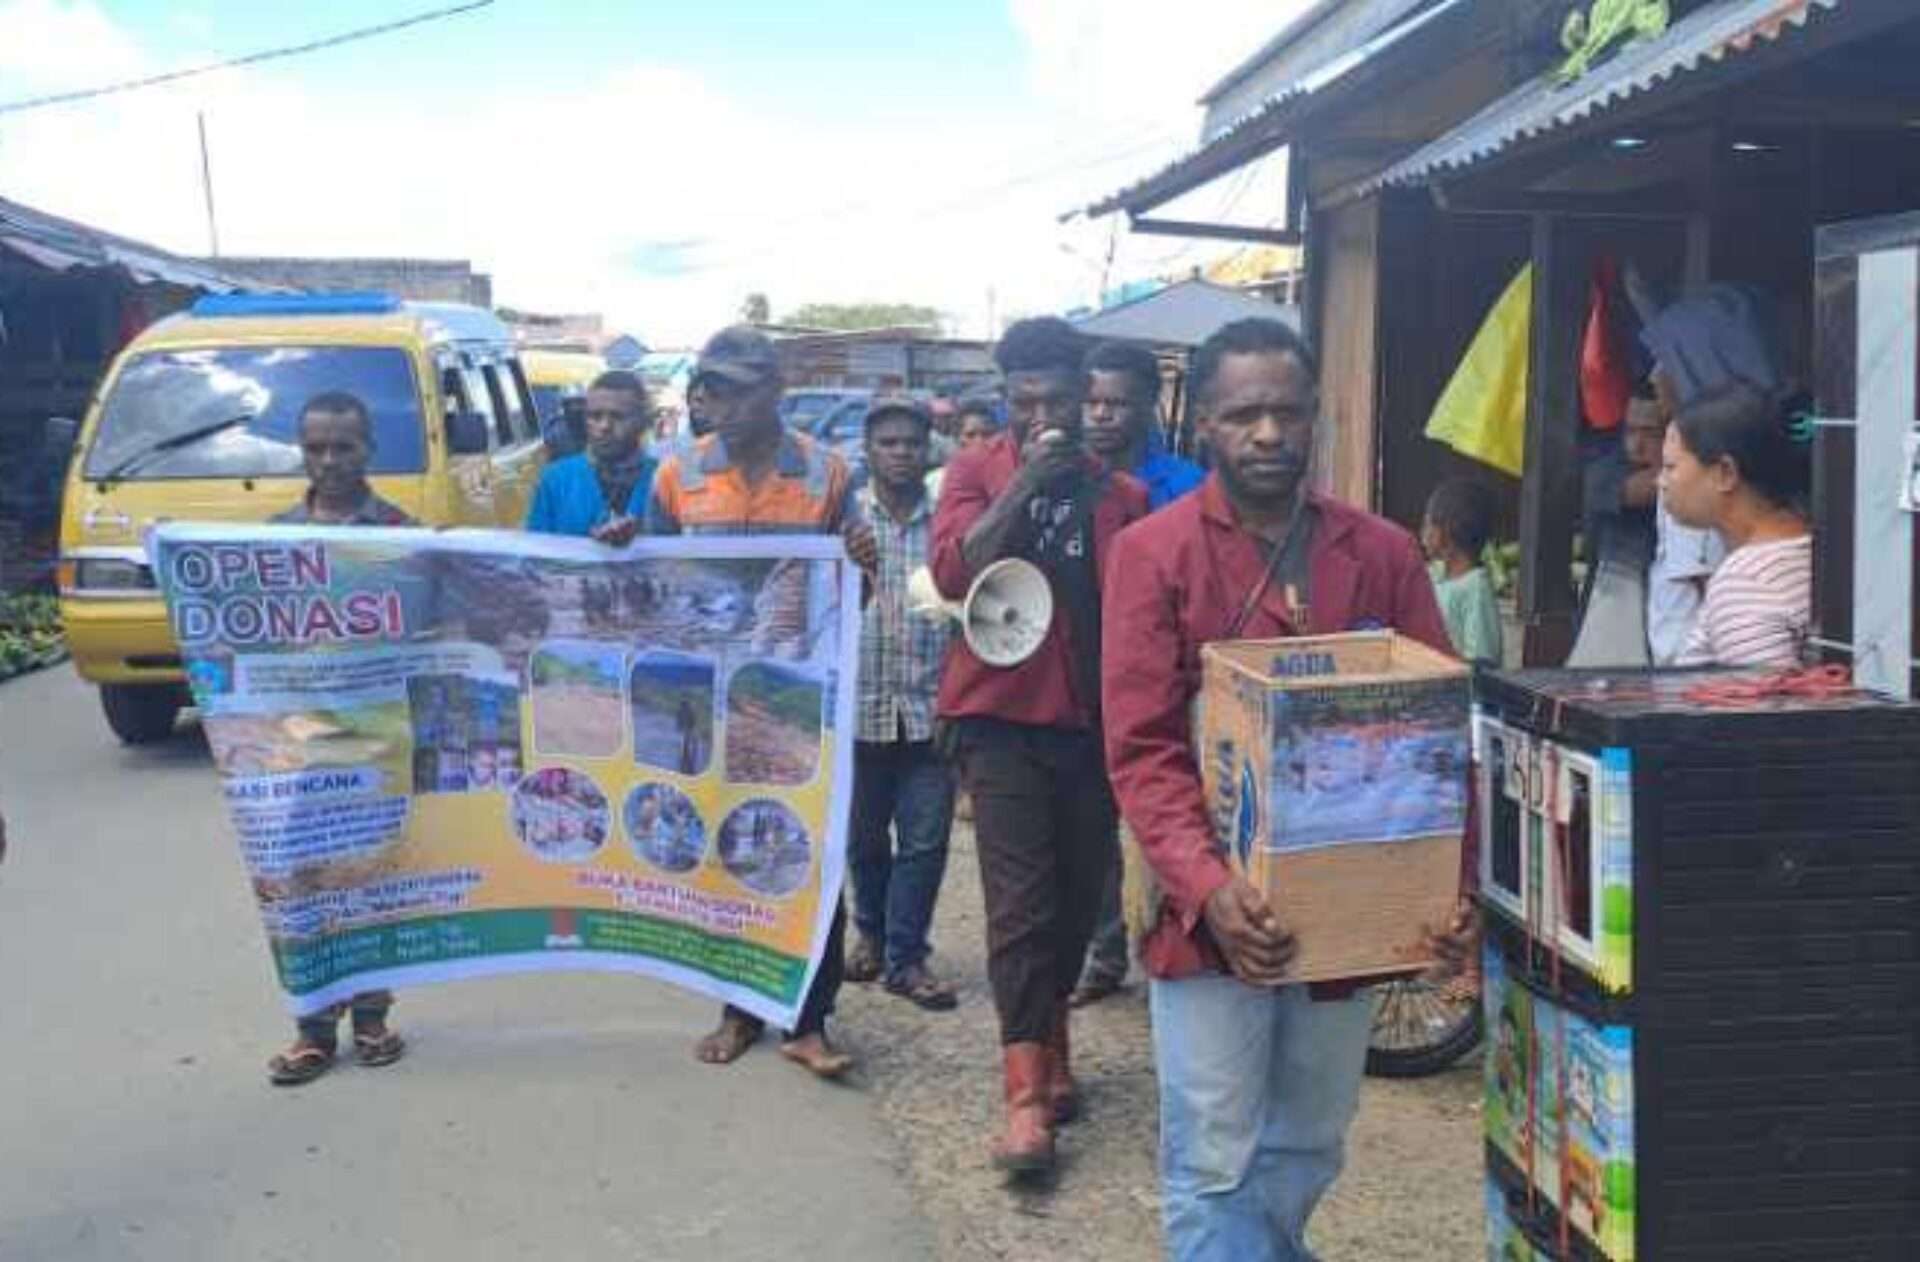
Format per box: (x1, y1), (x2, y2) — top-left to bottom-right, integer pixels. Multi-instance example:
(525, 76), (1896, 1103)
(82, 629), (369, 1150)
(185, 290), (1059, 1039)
(884, 969), (958, 1012)
(694, 1013), (763, 1065)
(268, 1042), (336, 1087)
(353, 1028), (406, 1067)
(1068, 976), (1124, 1008)
(779, 1038), (853, 1080)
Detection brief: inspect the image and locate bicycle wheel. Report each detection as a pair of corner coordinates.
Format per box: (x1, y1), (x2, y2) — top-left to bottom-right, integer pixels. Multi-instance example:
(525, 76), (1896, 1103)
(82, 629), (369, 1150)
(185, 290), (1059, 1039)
(1365, 977), (1483, 1079)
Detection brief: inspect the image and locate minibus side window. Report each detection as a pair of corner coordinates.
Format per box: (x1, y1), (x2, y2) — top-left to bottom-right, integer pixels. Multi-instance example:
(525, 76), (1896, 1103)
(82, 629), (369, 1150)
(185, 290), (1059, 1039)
(503, 359), (540, 444)
(479, 363), (521, 448)
(441, 367), (489, 455)
(460, 364), (501, 451)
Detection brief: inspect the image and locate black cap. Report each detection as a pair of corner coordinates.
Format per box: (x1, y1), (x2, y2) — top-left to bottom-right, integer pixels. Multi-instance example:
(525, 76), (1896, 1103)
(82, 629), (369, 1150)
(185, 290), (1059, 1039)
(694, 325), (781, 388)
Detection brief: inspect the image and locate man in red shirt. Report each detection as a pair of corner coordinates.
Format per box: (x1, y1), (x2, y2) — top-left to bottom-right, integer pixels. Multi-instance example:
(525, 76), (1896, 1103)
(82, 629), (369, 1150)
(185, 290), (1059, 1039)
(931, 317), (1148, 1174)
(1102, 318), (1467, 1260)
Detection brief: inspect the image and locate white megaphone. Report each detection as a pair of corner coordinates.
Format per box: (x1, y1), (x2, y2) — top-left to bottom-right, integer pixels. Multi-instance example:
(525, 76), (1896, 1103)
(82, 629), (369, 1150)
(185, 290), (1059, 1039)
(906, 559), (1053, 667)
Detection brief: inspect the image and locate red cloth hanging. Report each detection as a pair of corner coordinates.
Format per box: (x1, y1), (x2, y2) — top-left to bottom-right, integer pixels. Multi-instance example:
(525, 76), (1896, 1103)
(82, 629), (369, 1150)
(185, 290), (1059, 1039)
(1579, 256), (1631, 431)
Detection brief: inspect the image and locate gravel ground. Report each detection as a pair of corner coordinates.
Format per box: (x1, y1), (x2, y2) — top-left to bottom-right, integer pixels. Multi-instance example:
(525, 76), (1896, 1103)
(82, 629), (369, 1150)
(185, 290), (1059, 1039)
(833, 819), (1485, 1262)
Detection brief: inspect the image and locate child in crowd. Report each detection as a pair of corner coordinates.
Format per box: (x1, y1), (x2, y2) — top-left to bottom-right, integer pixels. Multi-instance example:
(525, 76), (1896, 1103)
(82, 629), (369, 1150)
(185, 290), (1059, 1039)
(1421, 478), (1504, 667)
(1660, 381), (1812, 668)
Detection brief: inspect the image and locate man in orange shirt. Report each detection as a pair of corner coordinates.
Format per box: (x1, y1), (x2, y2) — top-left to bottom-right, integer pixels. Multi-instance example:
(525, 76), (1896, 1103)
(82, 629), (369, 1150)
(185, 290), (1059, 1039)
(644, 326), (876, 1080)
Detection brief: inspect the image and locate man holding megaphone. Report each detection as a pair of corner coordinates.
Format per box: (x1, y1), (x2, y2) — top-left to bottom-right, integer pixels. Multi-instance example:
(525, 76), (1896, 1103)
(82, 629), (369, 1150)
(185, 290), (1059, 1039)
(930, 317), (1149, 1176)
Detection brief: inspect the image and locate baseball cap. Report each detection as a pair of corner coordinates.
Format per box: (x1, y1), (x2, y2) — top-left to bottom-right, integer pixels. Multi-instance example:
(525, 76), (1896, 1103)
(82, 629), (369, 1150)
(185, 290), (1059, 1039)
(864, 393), (933, 429)
(694, 325), (781, 388)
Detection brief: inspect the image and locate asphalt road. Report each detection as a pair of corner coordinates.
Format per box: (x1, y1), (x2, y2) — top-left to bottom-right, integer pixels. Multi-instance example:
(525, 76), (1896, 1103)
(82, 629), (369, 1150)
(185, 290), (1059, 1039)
(0, 666), (931, 1262)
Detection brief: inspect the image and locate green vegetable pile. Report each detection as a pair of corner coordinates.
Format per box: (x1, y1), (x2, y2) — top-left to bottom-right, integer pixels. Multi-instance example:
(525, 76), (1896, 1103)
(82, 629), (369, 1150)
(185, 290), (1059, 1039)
(0, 594), (67, 682)
(1485, 540), (1522, 602)
(1483, 537), (1588, 604)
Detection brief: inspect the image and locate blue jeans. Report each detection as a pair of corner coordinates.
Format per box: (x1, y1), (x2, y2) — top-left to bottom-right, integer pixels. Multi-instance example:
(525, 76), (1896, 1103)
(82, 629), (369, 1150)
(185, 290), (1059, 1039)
(849, 738), (955, 978)
(1150, 974), (1373, 1262)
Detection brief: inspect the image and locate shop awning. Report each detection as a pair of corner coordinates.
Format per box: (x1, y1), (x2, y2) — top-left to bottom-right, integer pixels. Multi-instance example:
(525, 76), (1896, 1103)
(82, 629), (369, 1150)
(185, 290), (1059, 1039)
(0, 195), (259, 292)
(1078, 0), (1470, 220)
(1072, 279), (1297, 348)
(1352, 0), (1852, 200)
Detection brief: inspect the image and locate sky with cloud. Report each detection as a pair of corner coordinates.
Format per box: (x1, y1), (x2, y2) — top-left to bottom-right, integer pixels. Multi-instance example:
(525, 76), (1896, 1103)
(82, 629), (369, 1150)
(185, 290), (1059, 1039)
(0, 0), (1306, 345)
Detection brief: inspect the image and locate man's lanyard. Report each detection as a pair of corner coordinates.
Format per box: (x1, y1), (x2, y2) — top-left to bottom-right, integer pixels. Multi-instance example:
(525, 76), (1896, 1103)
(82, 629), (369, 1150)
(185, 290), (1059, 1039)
(1226, 494), (1312, 640)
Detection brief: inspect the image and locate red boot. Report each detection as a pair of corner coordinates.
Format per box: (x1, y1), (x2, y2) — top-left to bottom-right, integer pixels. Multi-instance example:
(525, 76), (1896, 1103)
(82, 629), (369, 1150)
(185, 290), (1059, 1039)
(991, 1042), (1056, 1173)
(1047, 1008), (1080, 1126)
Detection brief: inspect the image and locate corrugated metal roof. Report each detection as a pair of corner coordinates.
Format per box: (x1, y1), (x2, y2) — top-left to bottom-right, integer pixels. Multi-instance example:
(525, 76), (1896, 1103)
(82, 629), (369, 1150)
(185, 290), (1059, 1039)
(1081, 0), (1469, 219)
(0, 194), (260, 292)
(1359, 0), (1845, 198)
(1200, 0), (1432, 113)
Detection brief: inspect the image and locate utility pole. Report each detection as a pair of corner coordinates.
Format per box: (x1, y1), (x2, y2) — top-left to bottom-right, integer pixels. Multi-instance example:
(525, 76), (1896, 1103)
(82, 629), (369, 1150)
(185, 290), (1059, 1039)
(197, 111), (221, 257)
(1099, 217), (1117, 303)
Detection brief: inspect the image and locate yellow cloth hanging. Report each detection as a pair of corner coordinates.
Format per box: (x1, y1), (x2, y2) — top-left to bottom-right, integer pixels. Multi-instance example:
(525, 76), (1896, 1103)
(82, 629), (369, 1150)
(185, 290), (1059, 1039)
(1425, 263), (1531, 477)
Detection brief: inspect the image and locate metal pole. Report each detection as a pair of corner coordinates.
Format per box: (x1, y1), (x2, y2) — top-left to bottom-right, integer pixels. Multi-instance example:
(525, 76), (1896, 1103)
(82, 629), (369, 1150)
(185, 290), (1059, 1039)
(197, 111), (220, 257)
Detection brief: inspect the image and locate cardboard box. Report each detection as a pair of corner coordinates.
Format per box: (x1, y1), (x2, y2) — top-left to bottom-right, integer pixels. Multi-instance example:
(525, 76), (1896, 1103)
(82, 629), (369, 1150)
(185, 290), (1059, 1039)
(1199, 631), (1469, 983)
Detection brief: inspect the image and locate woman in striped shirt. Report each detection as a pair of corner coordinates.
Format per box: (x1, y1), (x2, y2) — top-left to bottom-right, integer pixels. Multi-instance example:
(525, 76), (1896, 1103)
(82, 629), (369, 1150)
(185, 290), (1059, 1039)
(1659, 381), (1812, 668)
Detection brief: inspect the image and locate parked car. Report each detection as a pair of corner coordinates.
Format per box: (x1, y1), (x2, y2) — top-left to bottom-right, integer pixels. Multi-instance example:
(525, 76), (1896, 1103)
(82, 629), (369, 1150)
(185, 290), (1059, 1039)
(782, 388), (961, 491)
(778, 388), (866, 434)
(802, 392), (872, 489)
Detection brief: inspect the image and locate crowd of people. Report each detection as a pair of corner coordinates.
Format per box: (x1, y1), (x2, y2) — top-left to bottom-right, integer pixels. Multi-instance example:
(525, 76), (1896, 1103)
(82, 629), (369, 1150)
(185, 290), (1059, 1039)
(252, 288), (1814, 1259)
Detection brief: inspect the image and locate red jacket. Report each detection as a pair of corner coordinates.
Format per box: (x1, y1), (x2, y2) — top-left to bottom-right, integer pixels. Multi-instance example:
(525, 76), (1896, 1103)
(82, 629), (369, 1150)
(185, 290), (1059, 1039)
(932, 433), (1148, 729)
(1101, 475), (1456, 984)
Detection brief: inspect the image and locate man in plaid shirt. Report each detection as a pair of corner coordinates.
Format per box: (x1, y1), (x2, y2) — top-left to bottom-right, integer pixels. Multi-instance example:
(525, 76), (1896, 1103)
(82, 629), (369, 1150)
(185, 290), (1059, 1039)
(845, 395), (959, 1010)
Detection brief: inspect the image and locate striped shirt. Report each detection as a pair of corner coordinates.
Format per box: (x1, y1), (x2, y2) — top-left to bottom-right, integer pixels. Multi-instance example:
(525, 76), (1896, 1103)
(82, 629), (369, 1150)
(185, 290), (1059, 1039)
(855, 486), (950, 743)
(1676, 534), (1811, 669)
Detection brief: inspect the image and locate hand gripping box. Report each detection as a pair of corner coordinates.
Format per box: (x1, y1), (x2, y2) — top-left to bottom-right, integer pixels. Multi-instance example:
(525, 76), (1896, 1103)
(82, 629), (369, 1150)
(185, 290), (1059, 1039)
(1199, 631), (1469, 983)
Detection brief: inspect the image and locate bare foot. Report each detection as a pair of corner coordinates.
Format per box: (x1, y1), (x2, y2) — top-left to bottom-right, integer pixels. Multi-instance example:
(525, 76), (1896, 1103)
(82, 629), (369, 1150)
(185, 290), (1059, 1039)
(693, 1010), (763, 1065)
(779, 1033), (853, 1080)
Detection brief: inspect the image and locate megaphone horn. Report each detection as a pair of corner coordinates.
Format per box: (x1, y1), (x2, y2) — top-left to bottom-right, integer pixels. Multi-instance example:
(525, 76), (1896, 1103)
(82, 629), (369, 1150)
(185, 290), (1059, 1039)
(968, 590), (1019, 626)
(961, 558), (1053, 668)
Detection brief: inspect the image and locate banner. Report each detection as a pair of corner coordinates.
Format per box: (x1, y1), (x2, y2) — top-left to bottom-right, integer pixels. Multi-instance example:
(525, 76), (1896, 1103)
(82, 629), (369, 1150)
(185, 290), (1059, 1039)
(151, 524), (859, 1029)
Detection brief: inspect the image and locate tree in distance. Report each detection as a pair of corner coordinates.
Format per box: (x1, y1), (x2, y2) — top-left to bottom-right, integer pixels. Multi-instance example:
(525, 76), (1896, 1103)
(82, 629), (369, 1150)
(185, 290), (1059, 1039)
(782, 302), (943, 332)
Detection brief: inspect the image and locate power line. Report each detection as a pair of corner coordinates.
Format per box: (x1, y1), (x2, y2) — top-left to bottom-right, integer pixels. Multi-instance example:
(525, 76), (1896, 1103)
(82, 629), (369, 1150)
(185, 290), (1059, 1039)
(662, 126), (1192, 279)
(0, 1), (495, 117)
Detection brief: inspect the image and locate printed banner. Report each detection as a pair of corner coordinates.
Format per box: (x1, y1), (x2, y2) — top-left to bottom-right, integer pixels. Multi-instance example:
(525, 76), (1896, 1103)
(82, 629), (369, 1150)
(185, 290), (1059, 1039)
(151, 524), (858, 1028)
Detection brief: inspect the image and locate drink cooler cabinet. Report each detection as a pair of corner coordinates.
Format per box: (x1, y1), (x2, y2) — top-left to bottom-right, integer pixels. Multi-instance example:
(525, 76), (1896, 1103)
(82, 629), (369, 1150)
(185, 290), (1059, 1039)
(1472, 668), (1920, 1262)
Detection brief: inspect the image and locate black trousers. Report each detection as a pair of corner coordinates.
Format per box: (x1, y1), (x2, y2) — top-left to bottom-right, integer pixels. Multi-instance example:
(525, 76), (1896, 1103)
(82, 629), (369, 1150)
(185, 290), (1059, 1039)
(948, 718), (1118, 1044)
(725, 900), (844, 1038)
